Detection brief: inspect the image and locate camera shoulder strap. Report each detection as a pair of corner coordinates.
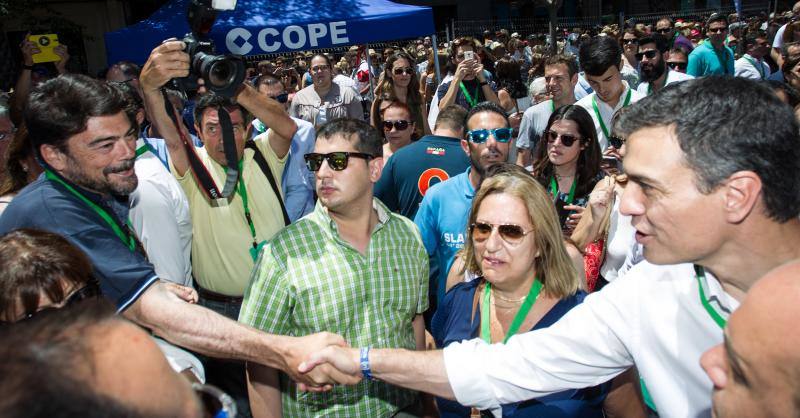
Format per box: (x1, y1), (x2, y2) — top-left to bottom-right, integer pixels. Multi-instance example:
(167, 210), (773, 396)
(244, 141), (290, 226)
(161, 89), (238, 201)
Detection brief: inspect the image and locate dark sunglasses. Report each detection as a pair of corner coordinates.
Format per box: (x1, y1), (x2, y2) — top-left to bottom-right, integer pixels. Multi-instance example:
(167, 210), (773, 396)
(668, 61), (688, 70)
(7, 281), (101, 324)
(270, 93), (289, 103)
(608, 136), (626, 149)
(544, 130), (581, 147)
(382, 120), (411, 131)
(635, 50), (658, 61)
(655, 28), (672, 34)
(708, 27), (727, 34)
(470, 222), (533, 245)
(304, 152), (373, 172)
(393, 67), (414, 76)
(466, 127), (513, 143)
(623, 38), (639, 45)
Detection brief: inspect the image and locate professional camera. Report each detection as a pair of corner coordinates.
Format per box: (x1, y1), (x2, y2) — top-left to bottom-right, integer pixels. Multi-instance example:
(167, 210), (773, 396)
(174, 0), (244, 98)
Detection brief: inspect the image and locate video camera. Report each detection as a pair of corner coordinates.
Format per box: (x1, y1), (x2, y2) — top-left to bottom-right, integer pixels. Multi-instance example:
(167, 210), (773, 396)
(174, 0), (245, 98)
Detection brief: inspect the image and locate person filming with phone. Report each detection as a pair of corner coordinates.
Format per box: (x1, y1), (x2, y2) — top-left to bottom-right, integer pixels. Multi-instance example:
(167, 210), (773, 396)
(437, 37), (501, 112)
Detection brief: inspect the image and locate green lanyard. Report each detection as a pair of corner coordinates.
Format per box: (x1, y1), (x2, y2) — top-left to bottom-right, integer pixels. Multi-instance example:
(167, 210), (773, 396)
(647, 70), (667, 95)
(550, 100), (555, 112)
(224, 161), (263, 261)
(592, 88), (632, 139)
(458, 81), (480, 108)
(481, 279), (543, 344)
(743, 56), (765, 79)
(695, 265), (727, 329)
(549, 176), (577, 204)
(135, 142), (157, 158)
(45, 169), (136, 252)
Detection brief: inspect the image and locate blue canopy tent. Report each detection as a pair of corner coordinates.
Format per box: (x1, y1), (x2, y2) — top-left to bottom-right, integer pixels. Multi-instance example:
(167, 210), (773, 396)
(104, 0), (435, 66)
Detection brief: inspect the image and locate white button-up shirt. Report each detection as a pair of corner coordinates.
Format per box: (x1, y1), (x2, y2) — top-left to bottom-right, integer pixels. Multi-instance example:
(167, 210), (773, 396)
(443, 261), (738, 418)
(576, 84), (644, 151)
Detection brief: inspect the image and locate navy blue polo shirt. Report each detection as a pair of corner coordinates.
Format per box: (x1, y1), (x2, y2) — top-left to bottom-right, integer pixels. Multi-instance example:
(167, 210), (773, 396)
(374, 134), (470, 219)
(0, 174), (158, 311)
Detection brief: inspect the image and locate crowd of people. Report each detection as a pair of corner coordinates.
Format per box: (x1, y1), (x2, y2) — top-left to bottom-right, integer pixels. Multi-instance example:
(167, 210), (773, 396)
(2, 4), (800, 418)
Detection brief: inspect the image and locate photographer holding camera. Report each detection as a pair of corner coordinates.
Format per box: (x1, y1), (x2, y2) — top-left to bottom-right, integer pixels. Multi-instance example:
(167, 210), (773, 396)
(139, 38), (305, 415)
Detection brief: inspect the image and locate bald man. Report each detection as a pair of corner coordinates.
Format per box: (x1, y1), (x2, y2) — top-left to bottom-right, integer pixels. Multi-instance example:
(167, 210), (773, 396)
(700, 260), (800, 418)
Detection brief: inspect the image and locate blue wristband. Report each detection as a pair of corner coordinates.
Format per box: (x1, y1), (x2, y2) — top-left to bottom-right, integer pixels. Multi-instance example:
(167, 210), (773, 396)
(359, 347), (373, 380)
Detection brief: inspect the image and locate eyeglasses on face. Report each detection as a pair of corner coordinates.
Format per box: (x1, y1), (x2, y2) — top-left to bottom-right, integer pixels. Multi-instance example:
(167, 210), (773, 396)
(466, 127), (513, 143)
(311, 65), (330, 73)
(270, 93), (289, 103)
(304, 152), (373, 172)
(623, 38), (639, 45)
(667, 61), (688, 70)
(656, 27), (672, 34)
(392, 67), (414, 76)
(544, 130), (581, 147)
(470, 221), (533, 245)
(2, 280), (102, 324)
(708, 27), (728, 34)
(635, 50), (658, 61)
(382, 120), (411, 131)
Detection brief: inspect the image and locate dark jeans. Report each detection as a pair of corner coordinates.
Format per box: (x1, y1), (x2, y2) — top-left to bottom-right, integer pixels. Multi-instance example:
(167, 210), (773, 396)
(197, 295), (252, 418)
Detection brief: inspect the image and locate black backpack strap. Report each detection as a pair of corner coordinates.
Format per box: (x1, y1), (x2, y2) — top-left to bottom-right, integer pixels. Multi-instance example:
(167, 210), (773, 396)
(245, 141), (290, 226)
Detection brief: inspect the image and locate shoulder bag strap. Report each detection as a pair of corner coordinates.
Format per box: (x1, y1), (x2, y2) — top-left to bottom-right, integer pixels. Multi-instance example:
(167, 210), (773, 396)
(244, 141), (290, 226)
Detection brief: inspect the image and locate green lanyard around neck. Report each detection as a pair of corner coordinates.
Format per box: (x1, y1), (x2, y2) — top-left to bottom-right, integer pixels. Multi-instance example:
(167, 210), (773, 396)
(459, 81), (480, 108)
(695, 265), (727, 329)
(549, 176), (577, 204)
(225, 160), (258, 251)
(743, 55), (765, 79)
(45, 169), (136, 252)
(592, 88), (632, 138)
(550, 100), (555, 112)
(481, 279), (543, 344)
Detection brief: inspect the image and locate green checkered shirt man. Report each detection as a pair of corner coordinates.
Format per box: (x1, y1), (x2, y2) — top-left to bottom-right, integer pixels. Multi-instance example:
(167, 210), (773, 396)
(240, 199), (429, 417)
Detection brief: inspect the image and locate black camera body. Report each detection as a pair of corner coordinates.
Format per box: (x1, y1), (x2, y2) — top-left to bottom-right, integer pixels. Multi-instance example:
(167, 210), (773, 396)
(173, 0), (245, 98)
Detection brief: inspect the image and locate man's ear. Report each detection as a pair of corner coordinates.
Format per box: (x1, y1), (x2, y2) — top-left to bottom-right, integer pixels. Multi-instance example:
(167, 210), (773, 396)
(369, 156), (384, 183)
(461, 139), (471, 156)
(40, 144), (68, 172)
(722, 171), (762, 224)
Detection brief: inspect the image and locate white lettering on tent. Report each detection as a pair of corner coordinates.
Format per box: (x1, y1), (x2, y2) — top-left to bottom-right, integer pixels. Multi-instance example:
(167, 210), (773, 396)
(330, 21), (349, 44)
(224, 22), (351, 53)
(226, 27), (253, 55)
(282, 25), (306, 49)
(257, 27), (281, 52)
(307, 23), (327, 47)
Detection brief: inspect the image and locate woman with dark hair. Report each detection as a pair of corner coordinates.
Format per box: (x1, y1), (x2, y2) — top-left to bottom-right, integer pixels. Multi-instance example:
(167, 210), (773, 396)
(620, 28), (643, 89)
(495, 57), (532, 115)
(531, 105), (602, 234)
(0, 125), (42, 215)
(370, 51), (428, 139)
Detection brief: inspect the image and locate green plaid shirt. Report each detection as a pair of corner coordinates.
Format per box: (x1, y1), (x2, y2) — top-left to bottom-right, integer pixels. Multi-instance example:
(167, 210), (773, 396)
(240, 199), (429, 418)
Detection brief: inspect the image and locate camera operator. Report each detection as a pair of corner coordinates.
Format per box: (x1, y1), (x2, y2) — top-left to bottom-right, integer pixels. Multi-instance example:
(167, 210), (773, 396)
(138, 39), (311, 414)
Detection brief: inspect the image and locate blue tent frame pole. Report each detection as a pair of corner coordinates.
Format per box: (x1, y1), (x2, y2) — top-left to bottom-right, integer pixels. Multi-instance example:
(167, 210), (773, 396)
(431, 33), (441, 86)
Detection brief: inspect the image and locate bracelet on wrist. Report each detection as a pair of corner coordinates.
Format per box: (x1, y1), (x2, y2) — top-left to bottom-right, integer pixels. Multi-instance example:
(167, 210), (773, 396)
(359, 347), (373, 380)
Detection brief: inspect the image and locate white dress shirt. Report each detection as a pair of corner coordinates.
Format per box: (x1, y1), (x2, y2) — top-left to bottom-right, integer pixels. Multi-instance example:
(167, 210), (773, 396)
(636, 68), (695, 96)
(734, 54), (771, 80)
(443, 261), (738, 418)
(576, 84), (644, 151)
(130, 138), (193, 287)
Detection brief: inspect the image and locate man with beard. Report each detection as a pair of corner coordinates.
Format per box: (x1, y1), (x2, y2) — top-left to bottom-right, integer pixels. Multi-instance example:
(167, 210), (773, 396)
(636, 34), (694, 96)
(414, 102), (511, 314)
(687, 13), (735, 77)
(515, 54), (579, 167)
(0, 74), (356, 412)
(734, 33), (772, 80)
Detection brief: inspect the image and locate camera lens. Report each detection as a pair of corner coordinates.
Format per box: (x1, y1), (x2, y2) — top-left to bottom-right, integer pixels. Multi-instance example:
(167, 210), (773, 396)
(208, 59), (235, 87)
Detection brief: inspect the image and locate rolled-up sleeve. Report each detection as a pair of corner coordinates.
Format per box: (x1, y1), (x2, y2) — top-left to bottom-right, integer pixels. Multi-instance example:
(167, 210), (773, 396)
(443, 275), (638, 410)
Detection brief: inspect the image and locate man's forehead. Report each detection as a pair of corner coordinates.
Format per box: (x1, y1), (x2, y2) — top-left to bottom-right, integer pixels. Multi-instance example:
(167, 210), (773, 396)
(639, 43), (657, 51)
(467, 111), (507, 130)
(545, 64), (569, 75)
(315, 133), (360, 152)
(202, 107), (244, 124)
